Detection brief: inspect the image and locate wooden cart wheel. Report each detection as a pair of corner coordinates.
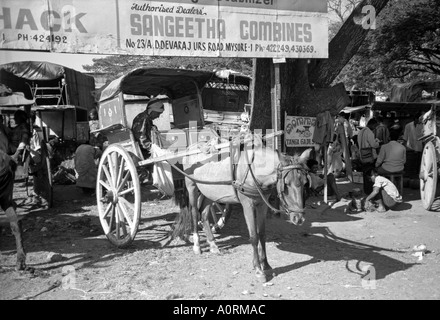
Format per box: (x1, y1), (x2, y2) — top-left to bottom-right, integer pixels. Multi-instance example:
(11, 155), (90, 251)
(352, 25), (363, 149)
(420, 141), (438, 210)
(96, 145), (141, 248)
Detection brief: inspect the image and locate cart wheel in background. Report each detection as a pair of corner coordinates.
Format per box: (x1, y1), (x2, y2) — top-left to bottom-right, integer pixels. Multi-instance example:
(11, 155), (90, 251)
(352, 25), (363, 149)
(97, 144), (141, 248)
(420, 141), (438, 210)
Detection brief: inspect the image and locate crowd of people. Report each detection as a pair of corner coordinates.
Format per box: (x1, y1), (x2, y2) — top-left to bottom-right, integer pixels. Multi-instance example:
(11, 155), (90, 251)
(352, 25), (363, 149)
(307, 109), (424, 213)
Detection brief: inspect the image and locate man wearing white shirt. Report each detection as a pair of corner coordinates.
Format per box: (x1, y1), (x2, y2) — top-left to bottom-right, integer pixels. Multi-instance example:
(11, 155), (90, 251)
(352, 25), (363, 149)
(402, 114), (423, 152)
(365, 168), (402, 212)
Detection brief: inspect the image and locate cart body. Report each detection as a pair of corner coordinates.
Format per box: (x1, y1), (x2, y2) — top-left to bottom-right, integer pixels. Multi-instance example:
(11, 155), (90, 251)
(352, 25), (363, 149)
(94, 67), (251, 247)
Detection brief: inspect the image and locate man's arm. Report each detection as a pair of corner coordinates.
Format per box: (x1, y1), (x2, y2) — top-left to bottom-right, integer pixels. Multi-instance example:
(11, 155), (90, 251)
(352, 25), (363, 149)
(402, 124), (409, 144)
(365, 186), (380, 203)
(367, 129), (380, 148)
(376, 146), (385, 167)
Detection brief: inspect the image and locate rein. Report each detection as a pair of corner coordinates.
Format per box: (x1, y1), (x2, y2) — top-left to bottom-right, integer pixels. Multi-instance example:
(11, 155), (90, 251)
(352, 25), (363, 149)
(241, 148), (306, 214)
(168, 162), (233, 185)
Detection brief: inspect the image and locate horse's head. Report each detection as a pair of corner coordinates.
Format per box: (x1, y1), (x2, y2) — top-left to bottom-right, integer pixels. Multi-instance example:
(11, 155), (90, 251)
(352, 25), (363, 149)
(277, 148), (312, 226)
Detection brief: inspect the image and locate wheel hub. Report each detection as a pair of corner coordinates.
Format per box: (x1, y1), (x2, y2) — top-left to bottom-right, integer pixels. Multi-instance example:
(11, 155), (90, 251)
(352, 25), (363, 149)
(101, 191), (118, 204)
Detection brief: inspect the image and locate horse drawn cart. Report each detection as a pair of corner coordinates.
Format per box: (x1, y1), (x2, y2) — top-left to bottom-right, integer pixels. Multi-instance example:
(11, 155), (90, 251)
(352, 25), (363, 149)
(419, 102), (440, 210)
(94, 67), (262, 248)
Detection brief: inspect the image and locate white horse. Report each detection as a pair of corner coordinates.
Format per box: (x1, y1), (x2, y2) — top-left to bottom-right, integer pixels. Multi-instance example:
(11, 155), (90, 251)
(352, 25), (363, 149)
(173, 141), (310, 282)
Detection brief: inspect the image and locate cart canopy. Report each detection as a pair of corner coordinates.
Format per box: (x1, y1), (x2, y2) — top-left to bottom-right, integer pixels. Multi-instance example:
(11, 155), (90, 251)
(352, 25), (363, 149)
(99, 67), (251, 103)
(0, 61), (95, 110)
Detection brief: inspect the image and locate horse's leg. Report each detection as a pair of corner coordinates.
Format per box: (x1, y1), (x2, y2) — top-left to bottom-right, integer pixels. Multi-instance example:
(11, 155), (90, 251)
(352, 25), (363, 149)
(240, 197), (266, 282)
(186, 178), (202, 255)
(200, 198), (220, 254)
(4, 206), (26, 271)
(256, 201), (272, 271)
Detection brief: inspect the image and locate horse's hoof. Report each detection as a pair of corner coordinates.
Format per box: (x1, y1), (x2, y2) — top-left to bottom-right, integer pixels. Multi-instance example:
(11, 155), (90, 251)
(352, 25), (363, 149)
(193, 246), (202, 255)
(210, 247), (221, 254)
(16, 260), (26, 271)
(255, 271), (267, 283)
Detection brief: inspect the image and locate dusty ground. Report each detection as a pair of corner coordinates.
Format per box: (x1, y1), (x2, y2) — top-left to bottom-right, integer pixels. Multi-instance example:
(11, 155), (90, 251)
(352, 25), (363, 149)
(1, 176), (440, 301)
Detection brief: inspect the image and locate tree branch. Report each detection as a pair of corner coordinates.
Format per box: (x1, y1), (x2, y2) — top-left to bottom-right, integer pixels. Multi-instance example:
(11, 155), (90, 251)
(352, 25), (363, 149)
(309, 0), (392, 87)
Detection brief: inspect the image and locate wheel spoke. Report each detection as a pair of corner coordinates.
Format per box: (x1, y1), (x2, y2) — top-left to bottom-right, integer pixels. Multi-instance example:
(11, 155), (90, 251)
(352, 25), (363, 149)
(117, 201), (134, 230)
(117, 206), (128, 237)
(115, 204), (120, 239)
(108, 205), (115, 235)
(107, 153), (117, 187)
(118, 187), (135, 196)
(99, 180), (112, 191)
(119, 196), (135, 213)
(103, 202), (112, 218)
(102, 164), (114, 189)
(117, 171), (131, 193)
(116, 158), (125, 189)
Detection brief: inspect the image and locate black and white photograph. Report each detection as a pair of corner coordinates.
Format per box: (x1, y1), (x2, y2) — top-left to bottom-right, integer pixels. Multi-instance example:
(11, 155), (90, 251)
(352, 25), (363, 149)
(0, 0), (439, 305)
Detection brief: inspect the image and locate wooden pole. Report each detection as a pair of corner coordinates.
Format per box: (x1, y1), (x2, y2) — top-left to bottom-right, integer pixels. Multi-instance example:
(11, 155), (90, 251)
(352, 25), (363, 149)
(271, 61), (282, 151)
(337, 122), (353, 182)
(323, 142), (328, 204)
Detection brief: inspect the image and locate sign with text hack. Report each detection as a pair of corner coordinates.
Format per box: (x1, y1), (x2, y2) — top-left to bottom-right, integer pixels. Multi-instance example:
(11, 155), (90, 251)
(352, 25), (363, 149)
(0, 0), (328, 58)
(285, 115), (316, 147)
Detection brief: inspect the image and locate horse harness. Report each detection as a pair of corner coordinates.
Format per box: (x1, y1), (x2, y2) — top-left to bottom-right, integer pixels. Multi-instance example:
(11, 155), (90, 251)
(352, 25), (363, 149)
(168, 141), (308, 214)
(231, 146), (307, 214)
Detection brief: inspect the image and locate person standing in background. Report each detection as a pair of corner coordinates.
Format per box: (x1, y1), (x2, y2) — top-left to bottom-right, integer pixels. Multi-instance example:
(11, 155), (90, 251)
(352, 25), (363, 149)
(374, 115), (390, 149)
(358, 119), (380, 194)
(402, 113), (423, 177)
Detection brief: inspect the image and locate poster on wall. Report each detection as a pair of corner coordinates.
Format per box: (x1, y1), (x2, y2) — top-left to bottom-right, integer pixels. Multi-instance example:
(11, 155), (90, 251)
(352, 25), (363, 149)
(285, 115), (316, 147)
(0, 0), (328, 58)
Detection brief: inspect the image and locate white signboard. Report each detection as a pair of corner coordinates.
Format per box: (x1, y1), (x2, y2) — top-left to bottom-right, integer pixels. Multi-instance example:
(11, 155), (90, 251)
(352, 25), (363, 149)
(0, 0), (328, 58)
(285, 115), (316, 147)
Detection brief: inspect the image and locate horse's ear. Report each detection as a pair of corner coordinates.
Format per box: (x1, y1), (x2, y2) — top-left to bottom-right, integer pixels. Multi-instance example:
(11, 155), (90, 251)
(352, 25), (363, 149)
(298, 148), (313, 164)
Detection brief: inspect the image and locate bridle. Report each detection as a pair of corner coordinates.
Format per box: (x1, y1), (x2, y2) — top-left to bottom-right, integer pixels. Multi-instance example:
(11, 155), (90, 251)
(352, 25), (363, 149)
(275, 163), (308, 214)
(244, 151), (307, 215)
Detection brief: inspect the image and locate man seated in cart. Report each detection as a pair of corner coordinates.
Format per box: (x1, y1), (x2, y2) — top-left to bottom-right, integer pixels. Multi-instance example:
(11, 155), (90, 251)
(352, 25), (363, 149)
(131, 94), (170, 159)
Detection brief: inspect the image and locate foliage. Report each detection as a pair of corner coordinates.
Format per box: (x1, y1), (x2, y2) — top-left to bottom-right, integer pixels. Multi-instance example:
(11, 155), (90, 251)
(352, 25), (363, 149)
(374, 0), (440, 77)
(328, 0), (361, 40)
(83, 55), (253, 81)
(333, 0), (440, 93)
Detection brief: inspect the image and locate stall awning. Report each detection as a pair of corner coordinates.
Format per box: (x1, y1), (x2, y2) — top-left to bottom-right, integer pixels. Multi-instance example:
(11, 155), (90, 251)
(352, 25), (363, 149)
(341, 105), (371, 113)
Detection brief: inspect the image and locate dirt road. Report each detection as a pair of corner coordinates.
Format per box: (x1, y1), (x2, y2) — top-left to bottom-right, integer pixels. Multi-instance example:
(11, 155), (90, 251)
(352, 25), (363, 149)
(1, 177), (440, 300)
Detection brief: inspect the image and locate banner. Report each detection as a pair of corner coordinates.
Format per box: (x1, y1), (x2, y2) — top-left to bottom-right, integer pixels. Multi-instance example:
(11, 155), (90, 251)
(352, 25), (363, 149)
(0, 0), (328, 58)
(285, 115), (316, 147)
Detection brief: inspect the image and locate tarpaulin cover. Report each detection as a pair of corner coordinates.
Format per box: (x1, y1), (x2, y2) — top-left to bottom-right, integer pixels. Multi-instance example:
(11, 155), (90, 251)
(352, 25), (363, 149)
(0, 61), (95, 110)
(99, 67), (250, 102)
(390, 80), (440, 103)
(0, 61), (64, 81)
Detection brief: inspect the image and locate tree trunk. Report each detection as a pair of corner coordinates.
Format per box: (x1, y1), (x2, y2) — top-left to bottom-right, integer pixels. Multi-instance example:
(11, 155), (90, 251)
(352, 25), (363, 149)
(309, 0), (392, 87)
(250, 0), (391, 133)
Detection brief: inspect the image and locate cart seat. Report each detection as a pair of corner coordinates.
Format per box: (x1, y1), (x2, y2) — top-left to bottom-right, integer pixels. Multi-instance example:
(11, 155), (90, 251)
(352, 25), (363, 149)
(383, 171), (404, 195)
(92, 124), (143, 160)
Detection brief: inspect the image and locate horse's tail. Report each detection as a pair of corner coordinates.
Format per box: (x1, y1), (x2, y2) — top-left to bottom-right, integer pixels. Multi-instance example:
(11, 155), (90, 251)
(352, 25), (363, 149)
(171, 181), (193, 240)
